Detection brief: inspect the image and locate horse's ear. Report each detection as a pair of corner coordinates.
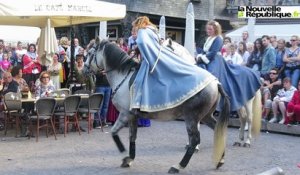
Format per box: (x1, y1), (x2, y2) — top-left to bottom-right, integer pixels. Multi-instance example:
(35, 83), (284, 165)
(95, 36), (101, 45)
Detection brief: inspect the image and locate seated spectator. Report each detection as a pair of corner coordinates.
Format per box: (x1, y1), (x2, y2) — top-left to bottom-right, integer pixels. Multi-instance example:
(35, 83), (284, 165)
(284, 81), (300, 125)
(262, 68), (282, 121)
(247, 38), (263, 72)
(0, 72), (19, 95)
(270, 77), (297, 123)
(224, 43), (243, 65)
(35, 71), (56, 98)
(283, 35), (300, 88)
(11, 66), (29, 92)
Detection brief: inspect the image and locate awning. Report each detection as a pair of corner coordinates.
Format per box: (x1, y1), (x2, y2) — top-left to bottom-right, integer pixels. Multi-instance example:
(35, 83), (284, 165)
(225, 24), (300, 43)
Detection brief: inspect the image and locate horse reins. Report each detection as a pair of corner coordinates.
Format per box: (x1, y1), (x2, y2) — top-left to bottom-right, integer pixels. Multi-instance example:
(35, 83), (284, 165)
(87, 41), (138, 99)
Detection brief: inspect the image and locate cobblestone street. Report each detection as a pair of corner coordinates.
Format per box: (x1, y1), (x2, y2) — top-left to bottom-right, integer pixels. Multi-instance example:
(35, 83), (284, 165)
(0, 120), (300, 175)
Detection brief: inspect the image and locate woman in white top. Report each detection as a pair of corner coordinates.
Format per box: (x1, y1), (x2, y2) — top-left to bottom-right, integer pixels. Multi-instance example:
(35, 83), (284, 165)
(47, 53), (62, 90)
(238, 41), (250, 66)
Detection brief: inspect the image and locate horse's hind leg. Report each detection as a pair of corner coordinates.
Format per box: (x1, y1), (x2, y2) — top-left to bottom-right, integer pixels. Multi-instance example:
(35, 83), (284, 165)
(244, 99), (254, 148)
(168, 116), (200, 174)
(233, 107), (247, 147)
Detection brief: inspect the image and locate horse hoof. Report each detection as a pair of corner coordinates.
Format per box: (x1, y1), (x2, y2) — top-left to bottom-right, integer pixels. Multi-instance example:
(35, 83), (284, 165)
(120, 157), (133, 168)
(243, 143), (251, 148)
(168, 167), (179, 174)
(216, 162), (224, 169)
(216, 158), (225, 169)
(233, 142), (241, 147)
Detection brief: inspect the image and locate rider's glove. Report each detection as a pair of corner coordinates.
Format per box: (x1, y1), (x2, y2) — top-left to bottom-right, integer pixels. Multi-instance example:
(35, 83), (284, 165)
(196, 54), (210, 64)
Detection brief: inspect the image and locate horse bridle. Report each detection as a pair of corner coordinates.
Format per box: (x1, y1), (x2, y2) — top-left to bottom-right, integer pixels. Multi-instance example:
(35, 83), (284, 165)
(86, 41), (138, 99)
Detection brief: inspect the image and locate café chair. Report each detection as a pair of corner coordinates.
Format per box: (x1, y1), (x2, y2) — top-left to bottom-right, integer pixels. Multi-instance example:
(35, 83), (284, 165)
(54, 95), (81, 137)
(3, 92), (23, 137)
(29, 98), (57, 142)
(78, 93), (103, 133)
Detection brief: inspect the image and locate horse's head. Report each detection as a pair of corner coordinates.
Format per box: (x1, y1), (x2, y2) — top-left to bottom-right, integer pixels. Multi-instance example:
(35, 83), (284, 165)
(84, 37), (136, 75)
(84, 37), (108, 75)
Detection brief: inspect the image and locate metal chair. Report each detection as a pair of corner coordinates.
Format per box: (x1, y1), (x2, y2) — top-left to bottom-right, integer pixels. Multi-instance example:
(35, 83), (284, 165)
(73, 90), (91, 95)
(78, 93), (103, 133)
(54, 95), (81, 137)
(29, 98), (57, 142)
(3, 92), (23, 137)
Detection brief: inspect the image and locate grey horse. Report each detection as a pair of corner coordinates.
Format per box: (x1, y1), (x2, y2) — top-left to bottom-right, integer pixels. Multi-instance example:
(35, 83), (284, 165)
(84, 39), (230, 174)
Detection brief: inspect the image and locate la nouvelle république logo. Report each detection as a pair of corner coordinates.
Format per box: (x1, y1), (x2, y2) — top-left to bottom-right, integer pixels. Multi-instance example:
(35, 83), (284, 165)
(238, 6), (300, 18)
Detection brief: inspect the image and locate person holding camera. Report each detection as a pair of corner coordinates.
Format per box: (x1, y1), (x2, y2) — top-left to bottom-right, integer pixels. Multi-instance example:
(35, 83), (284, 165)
(283, 35), (300, 88)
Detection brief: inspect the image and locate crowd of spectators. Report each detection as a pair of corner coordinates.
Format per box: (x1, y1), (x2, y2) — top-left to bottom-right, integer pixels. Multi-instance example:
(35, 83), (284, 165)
(223, 32), (300, 126)
(1, 24), (299, 130)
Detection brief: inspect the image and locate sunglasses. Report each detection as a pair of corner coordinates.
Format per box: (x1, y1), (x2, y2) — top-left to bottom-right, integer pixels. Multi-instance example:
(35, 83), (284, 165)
(290, 39), (296, 42)
(269, 72), (277, 75)
(42, 76), (49, 79)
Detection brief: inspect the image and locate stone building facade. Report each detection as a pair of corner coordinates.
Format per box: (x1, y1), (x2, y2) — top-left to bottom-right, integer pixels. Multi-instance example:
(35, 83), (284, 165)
(56, 0), (236, 46)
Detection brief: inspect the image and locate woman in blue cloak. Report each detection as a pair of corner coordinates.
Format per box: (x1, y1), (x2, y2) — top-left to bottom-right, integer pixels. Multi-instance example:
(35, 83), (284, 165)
(130, 16), (216, 112)
(196, 21), (261, 111)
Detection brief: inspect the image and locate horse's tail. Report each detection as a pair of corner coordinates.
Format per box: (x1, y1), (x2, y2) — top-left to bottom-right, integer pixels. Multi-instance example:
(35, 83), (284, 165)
(251, 89), (262, 137)
(213, 84), (230, 167)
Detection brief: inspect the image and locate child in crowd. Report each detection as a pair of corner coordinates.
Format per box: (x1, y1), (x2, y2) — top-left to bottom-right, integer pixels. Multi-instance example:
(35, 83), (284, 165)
(0, 52), (11, 78)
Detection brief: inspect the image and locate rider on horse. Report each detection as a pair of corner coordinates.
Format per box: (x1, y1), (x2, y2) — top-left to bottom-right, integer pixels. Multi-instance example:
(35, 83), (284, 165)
(130, 16), (216, 112)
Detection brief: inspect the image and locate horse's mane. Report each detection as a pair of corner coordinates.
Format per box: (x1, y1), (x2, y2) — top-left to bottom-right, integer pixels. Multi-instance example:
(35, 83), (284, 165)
(99, 40), (136, 72)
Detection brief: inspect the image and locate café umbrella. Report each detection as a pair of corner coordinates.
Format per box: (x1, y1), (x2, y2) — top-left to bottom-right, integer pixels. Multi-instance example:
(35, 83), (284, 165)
(0, 0), (126, 78)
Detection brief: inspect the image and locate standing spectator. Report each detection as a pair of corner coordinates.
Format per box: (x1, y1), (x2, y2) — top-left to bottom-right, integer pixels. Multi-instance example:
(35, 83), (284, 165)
(48, 53), (62, 90)
(237, 41), (250, 66)
(93, 70), (111, 128)
(262, 68), (282, 121)
(270, 77), (296, 123)
(285, 81), (300, 125)
(0, 47), (3, 61)
(275, 39), (286, 76)
(261, 35), (276, 78)
(224, 43), (243, 65)
(283, 35), (300, 88)
(0, 53), (11, 78)
(242, 31), (249, 43)
(22, 44), (41, 86)
(8, 50), (18, 67)
(270, 35), (278, 49)
(128, 27), (138, 50)
(221, 36), (231, 56)
(58, 37), (71, 88)
(74, 38), (82, 57)
(246, 42), (254, 54)
(247, 38), (263, 72)
(15, 41), (27, 60)
(116, 38), (128, 52)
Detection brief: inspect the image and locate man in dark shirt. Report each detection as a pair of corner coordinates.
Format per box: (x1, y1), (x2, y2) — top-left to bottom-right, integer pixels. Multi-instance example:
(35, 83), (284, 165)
(1, 72), (19, 95)
(262, 68), (282, 121)
(94, 71), (111, 128)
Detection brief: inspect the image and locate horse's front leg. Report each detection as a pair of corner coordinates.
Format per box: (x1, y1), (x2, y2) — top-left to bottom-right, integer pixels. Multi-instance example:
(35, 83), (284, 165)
(169, 118), (199, 174)
(111, 112), (133, 156)
(121, 115), (138, 168)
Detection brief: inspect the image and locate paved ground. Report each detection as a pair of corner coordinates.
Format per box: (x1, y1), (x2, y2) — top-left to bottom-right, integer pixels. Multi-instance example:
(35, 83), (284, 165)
(0, 120), (300, 175)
